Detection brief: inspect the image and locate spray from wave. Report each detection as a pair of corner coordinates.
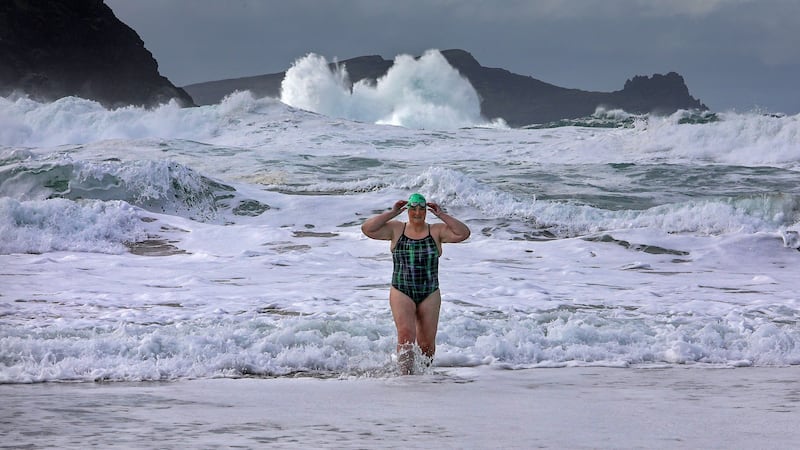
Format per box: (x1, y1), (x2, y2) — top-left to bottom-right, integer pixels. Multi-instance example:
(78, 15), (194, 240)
(280, 49), (507, 130)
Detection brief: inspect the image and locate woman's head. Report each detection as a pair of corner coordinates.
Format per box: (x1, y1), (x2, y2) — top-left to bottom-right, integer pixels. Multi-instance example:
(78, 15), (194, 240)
(407, 193), (426, 209)
(407, 193), (427, 221)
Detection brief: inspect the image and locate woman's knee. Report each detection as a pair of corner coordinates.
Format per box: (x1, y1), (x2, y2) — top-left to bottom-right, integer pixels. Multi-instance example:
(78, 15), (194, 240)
(396, 327), (416, 345)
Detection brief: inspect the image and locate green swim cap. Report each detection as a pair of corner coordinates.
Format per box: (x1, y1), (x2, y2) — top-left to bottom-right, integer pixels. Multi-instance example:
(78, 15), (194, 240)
(408, 193), (426, 206)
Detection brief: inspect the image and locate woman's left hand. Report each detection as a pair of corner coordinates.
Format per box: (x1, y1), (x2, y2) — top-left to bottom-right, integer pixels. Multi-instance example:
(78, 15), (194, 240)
(427, 202), (443, 217)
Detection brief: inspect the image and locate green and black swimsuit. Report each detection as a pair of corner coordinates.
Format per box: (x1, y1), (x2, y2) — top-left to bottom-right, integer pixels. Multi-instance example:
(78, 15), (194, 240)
(392, 224), (440, 304)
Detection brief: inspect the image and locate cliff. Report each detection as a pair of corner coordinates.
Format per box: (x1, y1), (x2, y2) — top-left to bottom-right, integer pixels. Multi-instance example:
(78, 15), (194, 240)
(185, 49), (706, 127)
(0, 0), (194, 108)
(440, 50), (707, 126)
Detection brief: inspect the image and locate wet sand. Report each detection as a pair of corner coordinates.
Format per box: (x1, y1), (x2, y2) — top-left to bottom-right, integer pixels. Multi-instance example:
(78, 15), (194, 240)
(2, 366), (798, 449)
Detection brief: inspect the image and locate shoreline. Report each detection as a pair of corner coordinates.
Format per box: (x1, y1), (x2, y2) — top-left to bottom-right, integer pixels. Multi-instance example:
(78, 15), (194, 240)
(2, 366), (798, 449)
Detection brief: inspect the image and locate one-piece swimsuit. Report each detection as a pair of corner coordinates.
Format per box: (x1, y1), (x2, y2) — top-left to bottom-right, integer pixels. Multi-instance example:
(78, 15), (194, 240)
(392, 224), (440, 304)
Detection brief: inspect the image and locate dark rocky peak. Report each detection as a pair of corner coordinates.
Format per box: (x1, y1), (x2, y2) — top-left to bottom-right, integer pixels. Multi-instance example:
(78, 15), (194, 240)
(623, 72), (689, 96)
(617, 71), (707, 112)
(440, 49), (482, 71)
(0, 0), (194, 108)
(331, 55), (393, 83)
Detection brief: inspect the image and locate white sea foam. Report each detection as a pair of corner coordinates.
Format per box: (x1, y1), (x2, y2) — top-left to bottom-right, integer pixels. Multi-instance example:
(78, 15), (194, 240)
(0, 198), (145, 254)
(281, 50), (506, 129)
(1, 94), (797, 170)
(628, 111), (800, 167)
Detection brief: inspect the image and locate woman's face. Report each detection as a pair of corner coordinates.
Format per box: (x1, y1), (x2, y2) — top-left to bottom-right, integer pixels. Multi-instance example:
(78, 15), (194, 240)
(407, 203), (427, 222)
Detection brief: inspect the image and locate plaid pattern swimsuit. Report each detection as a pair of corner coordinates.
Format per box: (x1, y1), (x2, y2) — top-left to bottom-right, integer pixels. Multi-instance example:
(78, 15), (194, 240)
(392, 224), (440, 304)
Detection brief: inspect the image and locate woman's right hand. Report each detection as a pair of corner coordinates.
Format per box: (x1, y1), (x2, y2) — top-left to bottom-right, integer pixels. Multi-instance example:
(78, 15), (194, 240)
(392, 200), (408, 215)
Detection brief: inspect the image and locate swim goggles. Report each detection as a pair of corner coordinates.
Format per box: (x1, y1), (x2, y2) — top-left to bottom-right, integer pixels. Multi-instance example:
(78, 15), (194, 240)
(407, 201), (427, 209)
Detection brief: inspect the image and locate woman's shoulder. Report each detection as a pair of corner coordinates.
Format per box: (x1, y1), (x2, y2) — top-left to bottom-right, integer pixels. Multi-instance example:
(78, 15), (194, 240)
(388, 220), (406, 235)
(429, 222), (446, 233)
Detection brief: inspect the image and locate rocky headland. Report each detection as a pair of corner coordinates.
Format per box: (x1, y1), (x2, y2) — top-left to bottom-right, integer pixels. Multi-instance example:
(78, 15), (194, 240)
(0, 0), (193, 108)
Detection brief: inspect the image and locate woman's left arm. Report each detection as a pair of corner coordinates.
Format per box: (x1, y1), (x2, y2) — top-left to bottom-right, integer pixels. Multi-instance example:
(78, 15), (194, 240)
(428, 202), (471, 243)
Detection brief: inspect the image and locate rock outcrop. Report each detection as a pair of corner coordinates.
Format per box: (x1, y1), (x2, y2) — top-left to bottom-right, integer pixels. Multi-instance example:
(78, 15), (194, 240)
(0, 0), (194, 108)
(440, 50), (707, 126)
(185, 49), (706, 127)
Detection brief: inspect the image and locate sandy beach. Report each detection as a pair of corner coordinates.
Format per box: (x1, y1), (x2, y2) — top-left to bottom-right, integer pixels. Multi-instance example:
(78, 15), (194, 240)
(2, 366), (798, 449)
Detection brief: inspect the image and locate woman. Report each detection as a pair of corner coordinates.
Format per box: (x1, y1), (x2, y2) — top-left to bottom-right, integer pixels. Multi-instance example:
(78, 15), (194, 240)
(361, 193), (471, 374)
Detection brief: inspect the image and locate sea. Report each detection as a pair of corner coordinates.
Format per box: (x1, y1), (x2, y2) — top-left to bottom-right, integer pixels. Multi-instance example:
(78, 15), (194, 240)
(2, 50), (799, 384)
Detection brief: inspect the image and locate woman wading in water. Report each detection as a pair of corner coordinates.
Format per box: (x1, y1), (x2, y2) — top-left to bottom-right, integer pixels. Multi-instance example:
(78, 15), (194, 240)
(361, 193), (470, 374)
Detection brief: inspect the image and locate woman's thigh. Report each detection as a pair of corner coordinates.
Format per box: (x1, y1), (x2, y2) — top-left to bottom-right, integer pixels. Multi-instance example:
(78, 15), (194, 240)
(415, 290), (441, 347)
(389, 287), (418, 340)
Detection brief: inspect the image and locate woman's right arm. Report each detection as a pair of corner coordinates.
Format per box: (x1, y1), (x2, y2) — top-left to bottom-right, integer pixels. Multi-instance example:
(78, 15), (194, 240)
(361, 200), (406, 240)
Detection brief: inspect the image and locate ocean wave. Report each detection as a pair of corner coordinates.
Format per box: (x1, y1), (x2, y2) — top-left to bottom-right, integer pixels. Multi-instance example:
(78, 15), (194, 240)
(2, 303), (798, 383)
(0, 197), (146, 254)
(280, 50), (506, 130)
(627, 110), (800, 167)
(0, 95), (205, 147)
(401, 167), (800, 236)
(523, 107), (642, 129)
(0, 93), (290, 149)
(3, 92), (798, 169)
(522, 108), (722, 130)
(536, 192), (800, 236)
(0, 156), (272, 222)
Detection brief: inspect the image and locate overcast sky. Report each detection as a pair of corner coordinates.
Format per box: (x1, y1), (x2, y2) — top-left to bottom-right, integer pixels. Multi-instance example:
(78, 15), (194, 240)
(106, 0), (799, 114)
